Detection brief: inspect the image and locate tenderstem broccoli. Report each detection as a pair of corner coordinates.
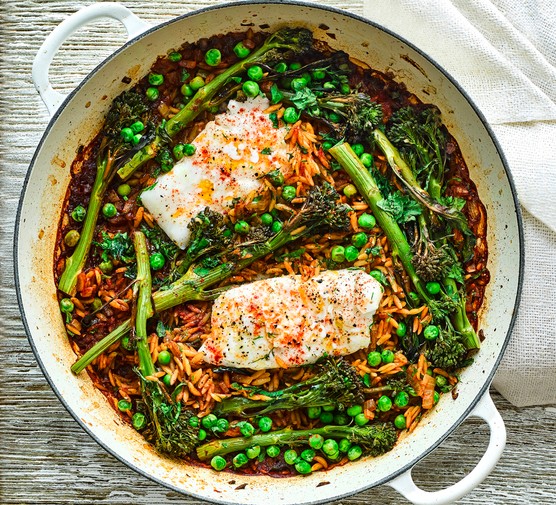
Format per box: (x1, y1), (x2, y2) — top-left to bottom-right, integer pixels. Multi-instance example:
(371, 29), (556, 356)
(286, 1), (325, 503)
(58, 91), (149, 295)
(196, 423), (397, 461)
(116, 28), (313, 180)
(71, 183), (349, 374)
(132, 231), (199, 457)
(213, 358), (365, 417)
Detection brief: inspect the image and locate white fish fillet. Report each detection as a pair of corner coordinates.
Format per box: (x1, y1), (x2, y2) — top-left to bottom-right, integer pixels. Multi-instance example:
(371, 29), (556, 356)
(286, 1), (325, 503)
(200, 269), (383, 370)
(140, 96), (290, 249)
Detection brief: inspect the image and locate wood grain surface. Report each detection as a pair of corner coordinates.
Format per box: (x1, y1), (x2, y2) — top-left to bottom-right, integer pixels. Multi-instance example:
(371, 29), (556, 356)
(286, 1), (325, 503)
(1, 1), (555, 504)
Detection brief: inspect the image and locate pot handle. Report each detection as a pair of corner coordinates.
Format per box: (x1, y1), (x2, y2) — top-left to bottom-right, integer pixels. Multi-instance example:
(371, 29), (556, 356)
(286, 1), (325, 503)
(32, 2), (151, 116)
(387, 391), (505, 504)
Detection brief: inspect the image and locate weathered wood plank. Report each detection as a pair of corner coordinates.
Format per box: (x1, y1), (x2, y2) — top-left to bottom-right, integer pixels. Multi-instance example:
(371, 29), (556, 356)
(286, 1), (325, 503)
(1, 1), (554, 504)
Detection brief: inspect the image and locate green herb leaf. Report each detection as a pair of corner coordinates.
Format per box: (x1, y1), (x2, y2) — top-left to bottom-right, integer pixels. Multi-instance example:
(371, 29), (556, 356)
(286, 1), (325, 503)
(377, 191), (422, 224)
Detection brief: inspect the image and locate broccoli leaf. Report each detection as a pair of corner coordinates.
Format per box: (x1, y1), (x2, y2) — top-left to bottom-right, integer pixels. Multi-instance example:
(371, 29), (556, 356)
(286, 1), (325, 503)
(377, 191), (422, 224)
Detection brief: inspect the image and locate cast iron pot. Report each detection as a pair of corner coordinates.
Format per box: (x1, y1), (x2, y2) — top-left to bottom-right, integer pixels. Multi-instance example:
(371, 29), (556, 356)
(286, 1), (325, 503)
(15, 2), (523, 504)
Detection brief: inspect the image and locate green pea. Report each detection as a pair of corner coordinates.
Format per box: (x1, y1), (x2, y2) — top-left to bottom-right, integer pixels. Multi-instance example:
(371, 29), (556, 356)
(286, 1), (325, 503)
(327, 450), (341, 461)
(328, 112), (341, 123)
(271, 221), (283, 233)
(436, 375), (448, 388)
(408, 291), (420, 304)
(211, 455), (227, 471)
(168, 51), (182, 62)
(338, 438), (351, 453)
(234, 220), (250, 235)
(330, 245), (345, 263)
(117, 399), (132, 411)
(117, 184), (131, 197)
(99, 261), (113, 274)
(121, 335), (133, 351)
(358, 213), (376, 229)
(120, 127), (134, 142)
(172, 144), (185, 161)
(198, 429), (207, 441)
(150, 252), (165, 271)
(351, 232), (368, 248)
(60, 298), (74, 314)
(282, 185), (297, 202)
(266, 445), (280, 458)
(354, 412), (369, 426)
(319, 411), (333, 424)
(434, 391), (440, 404)
(189, 76), (205, 91)
(102, 203), (117, 218)
(131, 133), (142, 146)
(322, 140), (335, 151)
(247, 65), (264, 81)
(407, 387), (418, 397)
(258, 416), (272, 432)
(266, 169), (284, 187)
(132, 412), (146, 430)
(157, 350), (172, 365)
(367, 351), (382, 367)
(381, 349), (395, 364)
(360, 152), (373, 168)
(146, 87), (159, 101)
(394, 391), (410, 408)
(344, 245), (359, 263)
(340, 83), (351, 95)
(181, 83), (194, 97)
(377, 395), (393, 412)
(308, 434), (324, 450)
(334, 413), (350, 426)
(205, 48), (221, 67)
(351, 143), (365, 157)
(347, 405), (363, 417)
(307, 406), (321, 419)
(289, 62), (302, 70)
(64, 230), (80, 247)
(311, 69), (326, 81)
(242, 80), (260, 98)
(394, 414), (407, 430)
(283, 107), (300, 124)
(201, 413), (217, 429)
(71, 205), (86, 222)
(424, 325), (440, 341)
(234, 41), (251, 59)
(322, 439), (339, 456)
(213, 418), (229, 433)
(233, 452), (249, 468)
(426, 281), (441, 295)
(238, 421), (255, 437)
(321, 404), (336, 412)
(260, 213), (273, 226)
(291, 77), (308, 91)
(347, 445), (363, 461)
(274, 62), (288, 73)
(284, 449), (298, 465)
(130, 121), (144, 134)
(300, 449), (315, 462)
(343, 184), (358, 198)
(396, 321), (407, 337)
(246, 445), (261, 459)
(162, 374), (172, 387)
(295, 460), (312, 474)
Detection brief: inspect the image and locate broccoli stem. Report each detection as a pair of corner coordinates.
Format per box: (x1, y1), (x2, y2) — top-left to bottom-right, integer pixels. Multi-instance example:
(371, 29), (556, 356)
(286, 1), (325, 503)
(328, 143), (432, 306)
(58, 157), (109, 295)
(133, 231), (155, 377)
(196, 424), (393, 461)
(445, 277), (480, 349)
(116, 28), (311, 180)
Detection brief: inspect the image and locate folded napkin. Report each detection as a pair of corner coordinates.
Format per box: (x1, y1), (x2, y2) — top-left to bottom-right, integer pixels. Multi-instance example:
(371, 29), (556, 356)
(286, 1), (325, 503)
(363, 0), (556, 406)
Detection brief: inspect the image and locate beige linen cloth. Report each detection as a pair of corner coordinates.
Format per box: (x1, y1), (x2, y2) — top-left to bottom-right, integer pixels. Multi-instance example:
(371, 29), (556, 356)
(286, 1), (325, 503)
(363, 0), (556, 406)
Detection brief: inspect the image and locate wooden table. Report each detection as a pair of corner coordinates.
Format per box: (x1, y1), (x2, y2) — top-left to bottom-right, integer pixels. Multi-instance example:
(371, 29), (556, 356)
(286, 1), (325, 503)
(1, 1), (555, 503)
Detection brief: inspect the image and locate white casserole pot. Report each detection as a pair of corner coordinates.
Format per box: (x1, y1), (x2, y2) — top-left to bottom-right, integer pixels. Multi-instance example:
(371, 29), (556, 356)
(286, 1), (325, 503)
(15, 2), (523, 504)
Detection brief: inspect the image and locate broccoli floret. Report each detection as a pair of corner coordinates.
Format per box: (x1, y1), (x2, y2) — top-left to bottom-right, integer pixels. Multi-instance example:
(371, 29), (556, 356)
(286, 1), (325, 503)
(425, 329), (467, 371)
